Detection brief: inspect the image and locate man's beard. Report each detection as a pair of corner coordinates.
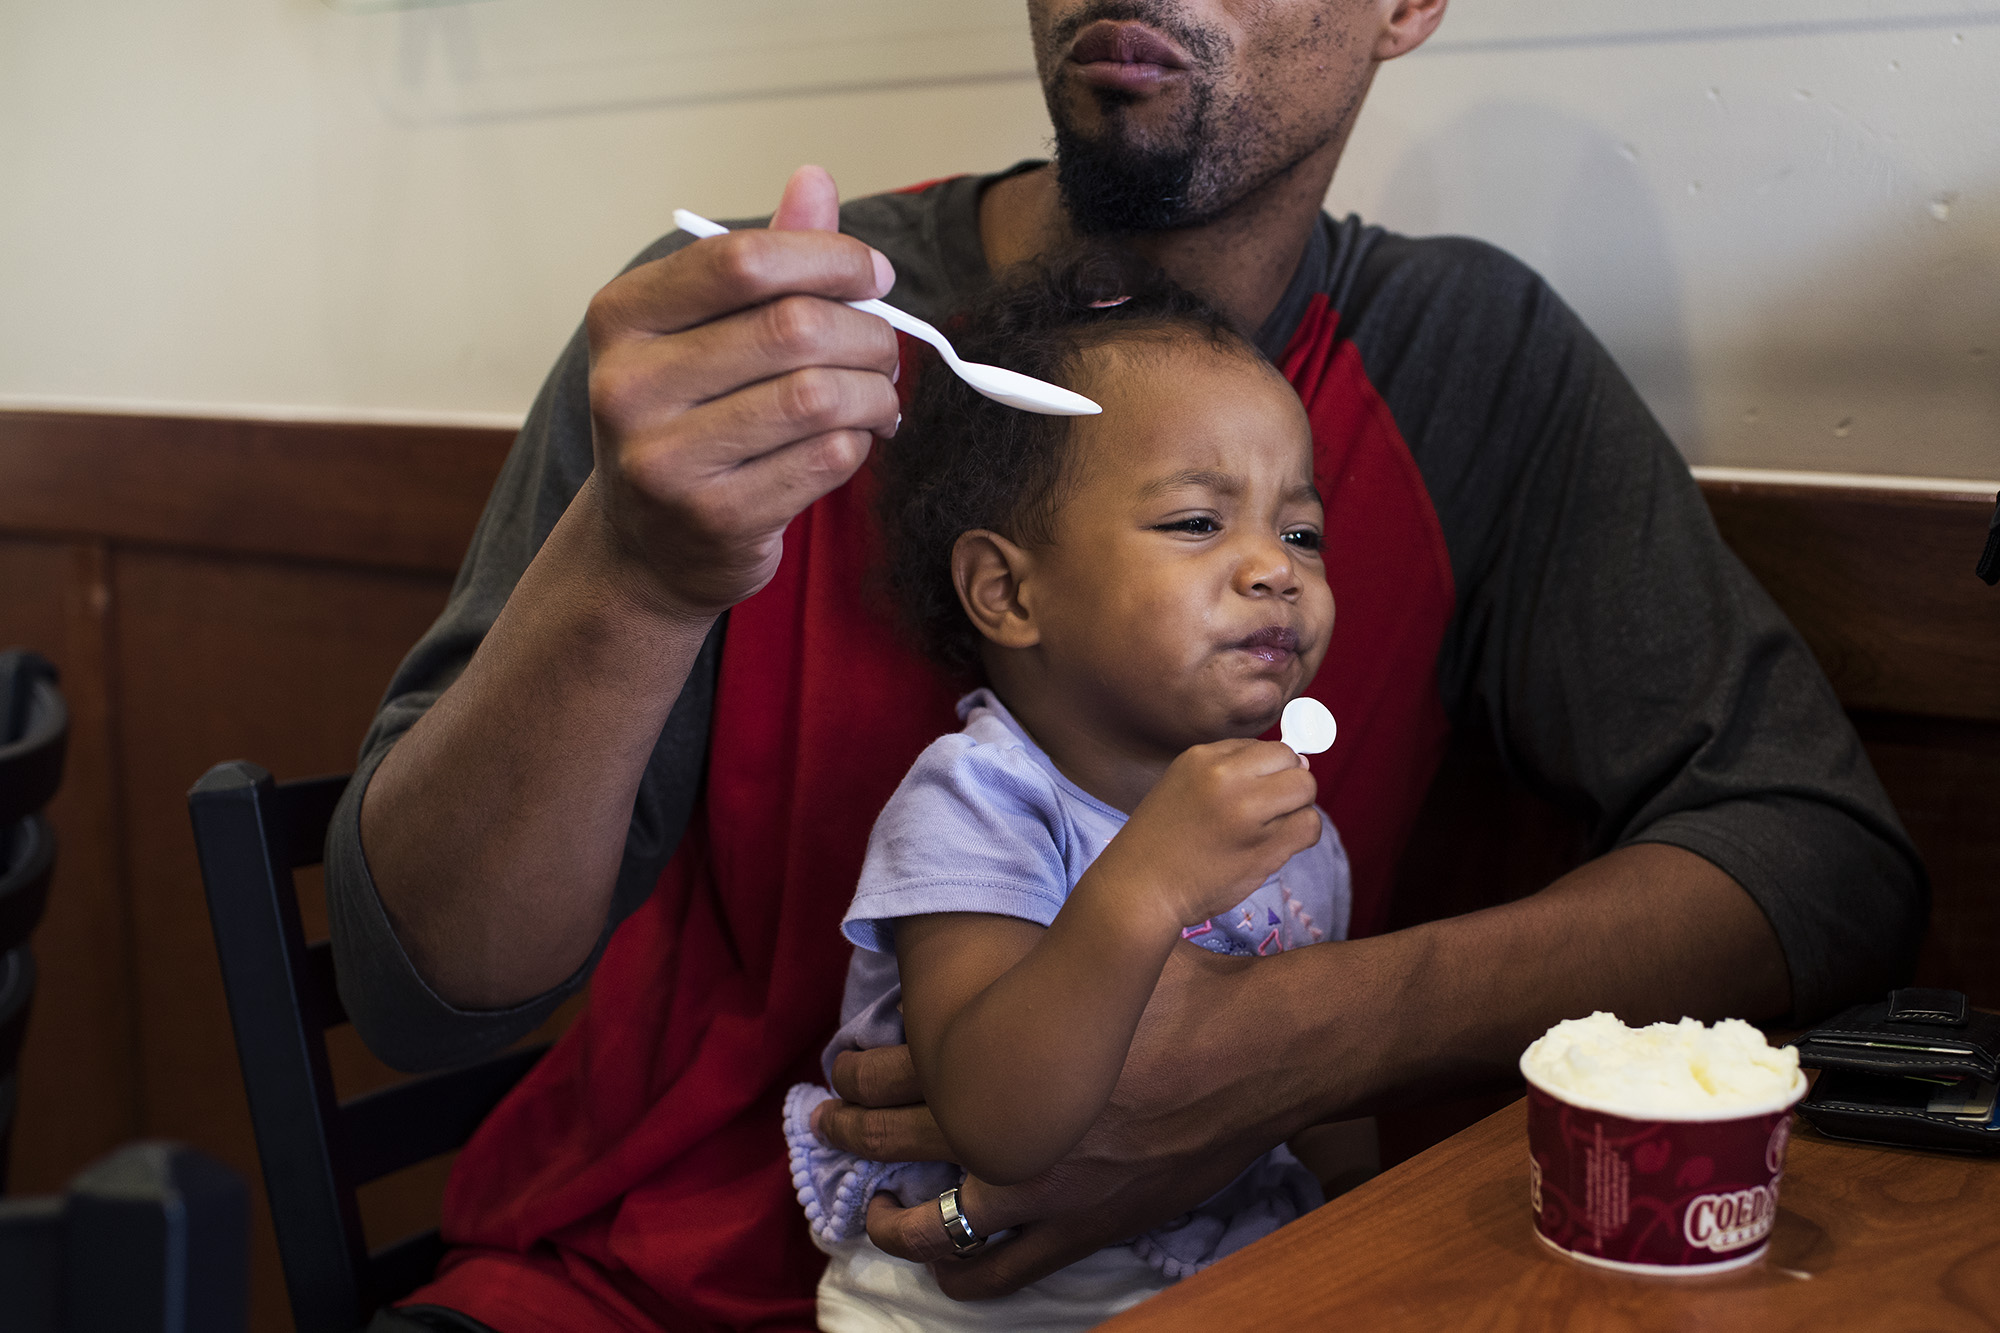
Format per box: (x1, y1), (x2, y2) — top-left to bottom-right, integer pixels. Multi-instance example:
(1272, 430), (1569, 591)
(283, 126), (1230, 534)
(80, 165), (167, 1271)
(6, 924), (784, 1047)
(1051, 88), (1215, 235)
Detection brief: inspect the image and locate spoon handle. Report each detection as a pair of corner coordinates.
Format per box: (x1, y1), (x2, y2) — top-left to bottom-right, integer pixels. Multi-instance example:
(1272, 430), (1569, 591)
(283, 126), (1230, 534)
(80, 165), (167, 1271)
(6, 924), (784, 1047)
(672, 209), (954, 361)
(671, 209), (728, 239)
(846, 298), (956, 364)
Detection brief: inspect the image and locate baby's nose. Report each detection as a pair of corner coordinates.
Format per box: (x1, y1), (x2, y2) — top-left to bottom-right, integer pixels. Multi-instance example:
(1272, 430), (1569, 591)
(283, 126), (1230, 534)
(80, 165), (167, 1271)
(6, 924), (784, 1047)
(1240, 542), (1301, 597)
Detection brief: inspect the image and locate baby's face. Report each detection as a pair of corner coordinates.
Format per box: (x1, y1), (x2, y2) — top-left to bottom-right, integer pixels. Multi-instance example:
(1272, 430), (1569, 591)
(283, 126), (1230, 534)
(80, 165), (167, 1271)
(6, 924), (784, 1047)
(1025, 340), (1333, 757)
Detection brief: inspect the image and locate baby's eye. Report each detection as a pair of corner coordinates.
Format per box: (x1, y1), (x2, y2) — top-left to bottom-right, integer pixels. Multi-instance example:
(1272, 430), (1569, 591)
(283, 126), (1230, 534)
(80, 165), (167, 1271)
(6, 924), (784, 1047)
(1157, 516), (1221, 535)
(1282, 528), (1323, 552)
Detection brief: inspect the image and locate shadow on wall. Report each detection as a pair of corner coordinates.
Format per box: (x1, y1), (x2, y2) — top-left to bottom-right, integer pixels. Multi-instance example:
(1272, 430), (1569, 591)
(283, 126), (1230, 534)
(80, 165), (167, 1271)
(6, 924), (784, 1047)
(1729, 191), (2000, 477)
(1367, 101), (1700, 458)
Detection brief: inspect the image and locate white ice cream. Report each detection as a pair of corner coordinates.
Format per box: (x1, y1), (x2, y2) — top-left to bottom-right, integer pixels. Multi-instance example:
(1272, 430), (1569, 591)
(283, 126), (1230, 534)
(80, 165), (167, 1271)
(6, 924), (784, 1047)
(1521, 1012), (1803, 1118)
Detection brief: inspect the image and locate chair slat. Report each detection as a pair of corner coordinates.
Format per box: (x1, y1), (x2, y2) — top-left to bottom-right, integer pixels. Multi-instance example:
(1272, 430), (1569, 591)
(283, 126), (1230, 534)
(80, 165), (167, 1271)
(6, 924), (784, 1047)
(365, 1228), (448, 1314)
(276, 775), (349, 870)
(302, 940), (347, 1031)
(343, 1043), (547, 1186)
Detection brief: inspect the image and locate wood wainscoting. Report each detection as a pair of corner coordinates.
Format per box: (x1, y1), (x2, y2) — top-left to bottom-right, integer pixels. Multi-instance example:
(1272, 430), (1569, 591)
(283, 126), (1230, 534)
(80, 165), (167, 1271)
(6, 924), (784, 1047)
(0, 410), (513, 1333)
(2, 409), (1995, 1330)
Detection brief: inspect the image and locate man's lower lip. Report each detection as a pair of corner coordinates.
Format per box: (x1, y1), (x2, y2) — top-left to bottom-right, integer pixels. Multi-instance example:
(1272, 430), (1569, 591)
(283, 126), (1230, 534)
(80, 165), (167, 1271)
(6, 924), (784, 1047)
(1071, 60), (1179, 94)
(1234, 646), (1297, 665)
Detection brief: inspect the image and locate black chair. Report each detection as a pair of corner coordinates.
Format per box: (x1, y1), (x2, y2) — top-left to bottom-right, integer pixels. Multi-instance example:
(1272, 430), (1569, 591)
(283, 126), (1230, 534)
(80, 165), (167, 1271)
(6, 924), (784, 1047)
(0, 649), (67, 831)
(0, 648), (67, 1192)
(0, 1140), (249, 1333)
(188, 762), (547, 1333)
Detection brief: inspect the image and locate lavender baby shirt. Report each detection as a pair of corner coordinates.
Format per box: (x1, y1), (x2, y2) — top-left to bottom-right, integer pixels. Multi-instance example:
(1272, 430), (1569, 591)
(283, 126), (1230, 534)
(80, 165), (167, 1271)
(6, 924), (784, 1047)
(785, 689), (1351, 1279)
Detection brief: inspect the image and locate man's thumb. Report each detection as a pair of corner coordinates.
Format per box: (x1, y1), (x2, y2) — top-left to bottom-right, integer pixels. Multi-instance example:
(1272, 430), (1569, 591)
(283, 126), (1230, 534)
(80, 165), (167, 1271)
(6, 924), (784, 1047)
(770, 164), (841, 232)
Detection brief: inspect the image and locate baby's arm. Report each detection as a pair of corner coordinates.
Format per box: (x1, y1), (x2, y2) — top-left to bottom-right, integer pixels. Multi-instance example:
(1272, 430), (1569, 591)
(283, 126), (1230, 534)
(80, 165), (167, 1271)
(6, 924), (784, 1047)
(895, 737), (1320, 1187)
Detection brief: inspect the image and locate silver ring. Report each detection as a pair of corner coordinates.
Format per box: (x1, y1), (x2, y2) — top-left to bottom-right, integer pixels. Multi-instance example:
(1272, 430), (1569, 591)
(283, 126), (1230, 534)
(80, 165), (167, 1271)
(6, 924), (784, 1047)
(937, 1185), (985, 1255)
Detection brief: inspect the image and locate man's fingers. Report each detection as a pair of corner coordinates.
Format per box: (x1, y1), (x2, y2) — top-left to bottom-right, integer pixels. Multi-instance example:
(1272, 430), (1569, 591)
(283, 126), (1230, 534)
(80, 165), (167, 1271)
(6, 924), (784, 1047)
(618, 364), (898, 484)
(931, 1220), (1106, 1302)
(614, 372), (893, 536)
(829, 1045), (925, 1107)
(769, 164), (895, 290)
(814, 1098), (956, 1164)
(590, 294), (899, 424)
(770, 163), (841, 233)
(695, 429), (880, 542)
(865, 1193), (961, 1265)
(589, 228), (892, 344)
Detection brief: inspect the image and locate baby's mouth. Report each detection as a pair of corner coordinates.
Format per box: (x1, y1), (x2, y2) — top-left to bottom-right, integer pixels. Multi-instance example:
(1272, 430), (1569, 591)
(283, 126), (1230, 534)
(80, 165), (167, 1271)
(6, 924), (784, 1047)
(1231, 626), (1301, 665)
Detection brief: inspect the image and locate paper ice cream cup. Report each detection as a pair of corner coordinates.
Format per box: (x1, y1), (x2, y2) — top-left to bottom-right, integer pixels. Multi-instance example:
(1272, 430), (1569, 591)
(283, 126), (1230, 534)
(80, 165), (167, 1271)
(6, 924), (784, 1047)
(1520, 1019), (1808, 1274)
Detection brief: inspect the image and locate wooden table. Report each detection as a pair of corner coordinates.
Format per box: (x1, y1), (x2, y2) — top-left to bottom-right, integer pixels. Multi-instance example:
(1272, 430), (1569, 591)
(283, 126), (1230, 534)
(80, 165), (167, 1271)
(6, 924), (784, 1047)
(1103, 1100), (2000, 1331)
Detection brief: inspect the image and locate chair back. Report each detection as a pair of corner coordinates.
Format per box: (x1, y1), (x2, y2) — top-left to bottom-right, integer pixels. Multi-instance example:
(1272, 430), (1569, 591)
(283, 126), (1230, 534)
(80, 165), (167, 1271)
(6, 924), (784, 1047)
(0, 946), (34, 1188)
(0, 649), (67, 829)
(188, 762), (545, 1333)
(0, 648), (65, 1195)
(0, 1140), (249, 1333)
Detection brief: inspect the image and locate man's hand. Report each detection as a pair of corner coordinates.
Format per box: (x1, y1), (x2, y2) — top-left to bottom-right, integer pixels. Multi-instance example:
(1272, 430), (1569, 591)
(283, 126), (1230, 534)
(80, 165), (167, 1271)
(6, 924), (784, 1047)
(584, 163), (902, 620)
(360, 165), (906, 1011)
(1094, 737), (1321, 931)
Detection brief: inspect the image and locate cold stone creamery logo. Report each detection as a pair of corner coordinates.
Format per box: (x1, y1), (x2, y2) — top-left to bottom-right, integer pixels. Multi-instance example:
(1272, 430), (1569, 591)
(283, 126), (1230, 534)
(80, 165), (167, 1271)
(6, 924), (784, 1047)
(1765, 1119), (1790, 1177)
(1682, 1184), (1777, 1253)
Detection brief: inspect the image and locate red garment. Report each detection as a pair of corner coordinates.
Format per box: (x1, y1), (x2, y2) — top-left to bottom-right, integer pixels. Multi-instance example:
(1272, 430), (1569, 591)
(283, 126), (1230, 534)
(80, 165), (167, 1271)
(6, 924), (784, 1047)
(410, 296), (1454, 1331)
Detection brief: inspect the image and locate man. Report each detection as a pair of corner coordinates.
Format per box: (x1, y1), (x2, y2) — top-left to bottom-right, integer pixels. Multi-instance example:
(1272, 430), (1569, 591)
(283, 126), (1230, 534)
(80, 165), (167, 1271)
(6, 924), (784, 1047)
(334, 1), (1922, 1329)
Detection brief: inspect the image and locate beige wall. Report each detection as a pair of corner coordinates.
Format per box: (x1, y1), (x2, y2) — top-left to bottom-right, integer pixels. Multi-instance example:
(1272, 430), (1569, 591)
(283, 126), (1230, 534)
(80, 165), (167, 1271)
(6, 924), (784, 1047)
(3, 1), (1996, 477)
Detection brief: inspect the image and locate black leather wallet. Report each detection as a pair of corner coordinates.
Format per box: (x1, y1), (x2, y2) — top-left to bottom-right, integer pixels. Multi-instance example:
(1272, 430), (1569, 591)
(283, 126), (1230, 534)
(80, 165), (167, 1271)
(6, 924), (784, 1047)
(1795, 988), (2000, 1156)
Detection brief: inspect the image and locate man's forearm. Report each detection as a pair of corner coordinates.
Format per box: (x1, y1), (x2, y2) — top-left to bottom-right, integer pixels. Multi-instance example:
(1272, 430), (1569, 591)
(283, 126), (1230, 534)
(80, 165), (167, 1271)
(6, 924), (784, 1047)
(360, 475), (713, 1009)
(1185, 841), (1792, 1129)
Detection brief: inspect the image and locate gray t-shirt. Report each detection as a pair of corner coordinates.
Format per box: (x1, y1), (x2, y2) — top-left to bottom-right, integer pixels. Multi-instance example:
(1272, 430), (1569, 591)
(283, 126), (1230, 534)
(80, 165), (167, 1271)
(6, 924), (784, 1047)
(326, 165), (1924, 1074)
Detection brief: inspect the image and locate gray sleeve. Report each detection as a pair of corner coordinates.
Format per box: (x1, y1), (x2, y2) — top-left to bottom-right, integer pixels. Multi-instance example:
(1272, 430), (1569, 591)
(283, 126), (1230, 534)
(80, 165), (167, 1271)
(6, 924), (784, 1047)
(325, 233), (723, 1073)
(1354, 236), (1928, 1022)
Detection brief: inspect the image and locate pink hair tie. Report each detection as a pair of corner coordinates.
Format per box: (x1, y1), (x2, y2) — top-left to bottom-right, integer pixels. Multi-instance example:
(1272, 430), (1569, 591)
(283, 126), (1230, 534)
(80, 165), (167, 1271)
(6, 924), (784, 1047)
(1087, 296), (1131, 308)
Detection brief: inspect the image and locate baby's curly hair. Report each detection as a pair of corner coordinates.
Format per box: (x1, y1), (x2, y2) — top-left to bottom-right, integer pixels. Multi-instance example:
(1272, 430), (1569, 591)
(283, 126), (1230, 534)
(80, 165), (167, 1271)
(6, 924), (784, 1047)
(875, 248), (1261, 674)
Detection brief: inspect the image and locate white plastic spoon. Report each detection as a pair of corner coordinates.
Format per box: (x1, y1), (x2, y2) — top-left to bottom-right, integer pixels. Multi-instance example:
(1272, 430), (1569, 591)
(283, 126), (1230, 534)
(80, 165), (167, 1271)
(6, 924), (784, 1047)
(673, 209), (1102, 417)
(1280, 696), (1338, 756)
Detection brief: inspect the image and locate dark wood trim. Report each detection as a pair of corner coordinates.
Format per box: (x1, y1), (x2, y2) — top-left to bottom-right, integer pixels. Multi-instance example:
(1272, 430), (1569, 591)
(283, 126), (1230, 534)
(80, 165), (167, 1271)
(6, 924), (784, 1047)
(1700, 478), (2000, 723)
(0, 411), (514, 576)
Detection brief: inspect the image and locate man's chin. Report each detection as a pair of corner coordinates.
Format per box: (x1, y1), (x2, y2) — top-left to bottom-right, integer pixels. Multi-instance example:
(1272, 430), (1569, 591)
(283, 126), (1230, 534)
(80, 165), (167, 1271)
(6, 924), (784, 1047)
(1049, 71), (1197, 146)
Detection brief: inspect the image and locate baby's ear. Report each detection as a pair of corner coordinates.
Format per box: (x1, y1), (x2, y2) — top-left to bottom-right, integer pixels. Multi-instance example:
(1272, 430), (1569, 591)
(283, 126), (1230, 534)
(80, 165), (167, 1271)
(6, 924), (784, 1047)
(951, 530), (1040, 650)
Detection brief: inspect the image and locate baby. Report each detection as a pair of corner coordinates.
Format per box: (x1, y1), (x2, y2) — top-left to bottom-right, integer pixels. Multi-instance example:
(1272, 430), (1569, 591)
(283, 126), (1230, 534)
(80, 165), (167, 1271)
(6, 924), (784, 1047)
(787, 252), (1351, 1330)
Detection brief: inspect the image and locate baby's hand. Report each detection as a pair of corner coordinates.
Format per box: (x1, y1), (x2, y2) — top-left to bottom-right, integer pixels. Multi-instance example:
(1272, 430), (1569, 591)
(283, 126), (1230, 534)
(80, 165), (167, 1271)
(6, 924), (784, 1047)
(1094, 738), (1321, 931)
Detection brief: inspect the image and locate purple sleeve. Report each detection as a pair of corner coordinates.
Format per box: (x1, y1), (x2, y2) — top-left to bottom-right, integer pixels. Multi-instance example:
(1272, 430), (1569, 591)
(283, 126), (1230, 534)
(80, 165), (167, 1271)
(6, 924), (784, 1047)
(840, 732), (1073, 953)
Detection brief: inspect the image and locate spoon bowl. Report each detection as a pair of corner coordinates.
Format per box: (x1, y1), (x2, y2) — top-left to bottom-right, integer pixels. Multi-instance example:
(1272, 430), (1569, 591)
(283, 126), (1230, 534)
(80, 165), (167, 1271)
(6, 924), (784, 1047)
(674, 209), (1102, 418)
(1280, 697), (1338, 755)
